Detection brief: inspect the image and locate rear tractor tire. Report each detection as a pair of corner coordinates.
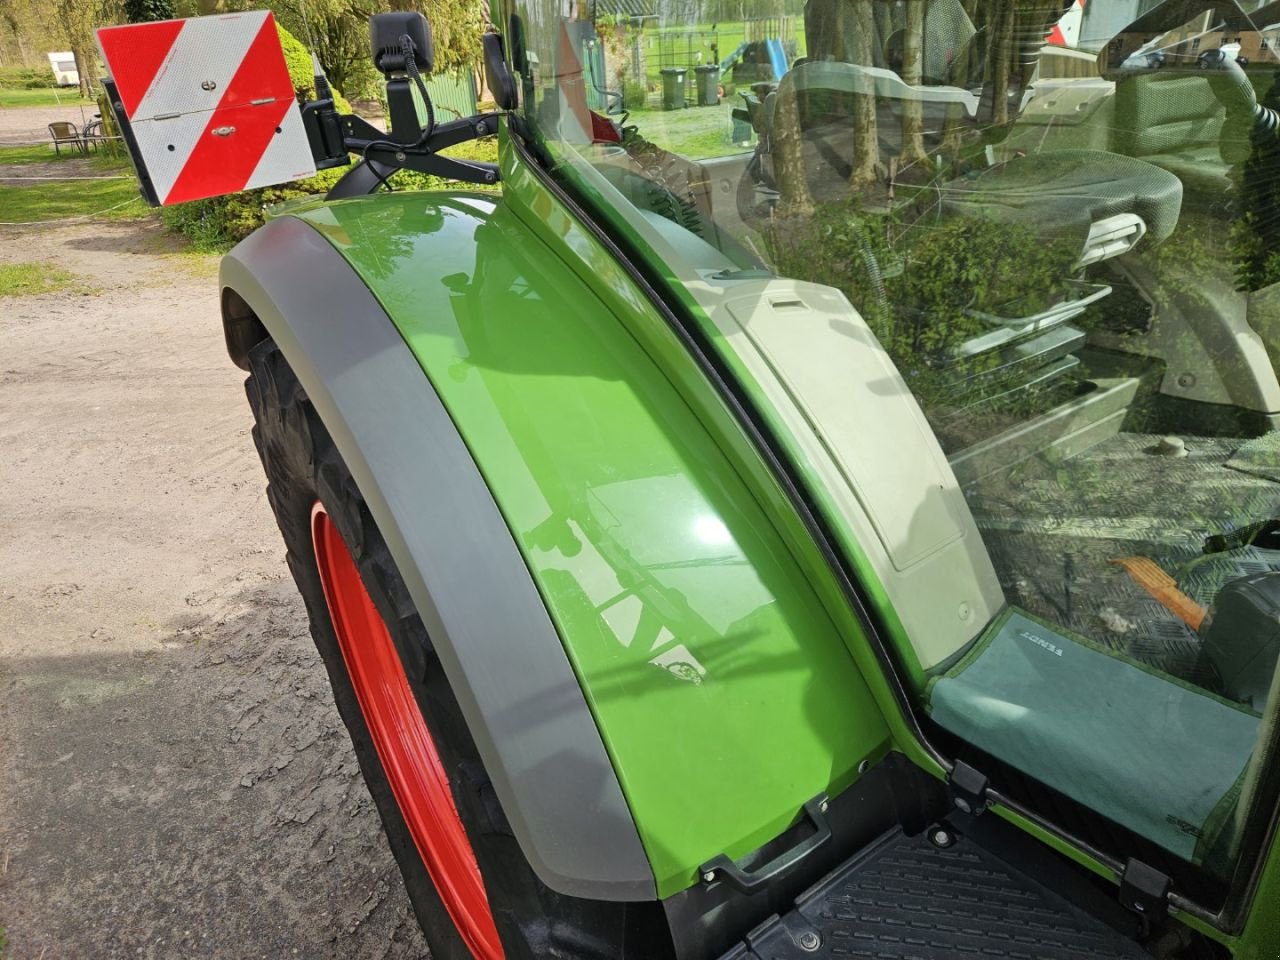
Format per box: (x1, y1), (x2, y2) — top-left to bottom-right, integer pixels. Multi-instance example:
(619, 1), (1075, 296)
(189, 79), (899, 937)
(243, 337), (671, 959)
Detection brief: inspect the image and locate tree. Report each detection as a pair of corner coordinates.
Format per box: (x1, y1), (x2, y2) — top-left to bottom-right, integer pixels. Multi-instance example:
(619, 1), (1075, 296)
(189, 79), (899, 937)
(272, 0), (374, 96)
(984, 0), (1016, 127)
(0, 0), (24, 64)
(410, 0), (483, 75)
(846, 0), (879, 190)
(0, 0), (53, 66)
(773, 85), (815, 214)
(940, 0), (980, 162)
(124, 0), (175, 22)
(897, 0), (926, 170)
(269, 0), (484, 98)
(55, 0), (119, 97)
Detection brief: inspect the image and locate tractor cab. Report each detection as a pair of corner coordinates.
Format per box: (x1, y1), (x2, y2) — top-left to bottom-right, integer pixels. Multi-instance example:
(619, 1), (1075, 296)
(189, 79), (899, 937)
(509, 0), (1280, 939)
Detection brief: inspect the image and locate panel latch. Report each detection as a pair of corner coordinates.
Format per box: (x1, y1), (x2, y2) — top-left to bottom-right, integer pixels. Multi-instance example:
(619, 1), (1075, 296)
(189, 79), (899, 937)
(947, 760), (990, 817)
(1119, 857), (1170, 929)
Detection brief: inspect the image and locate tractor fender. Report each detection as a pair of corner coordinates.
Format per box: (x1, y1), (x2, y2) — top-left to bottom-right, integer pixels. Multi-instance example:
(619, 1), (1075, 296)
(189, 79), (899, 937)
(219, 215), (658, 901)
(252, 187), (893, 902)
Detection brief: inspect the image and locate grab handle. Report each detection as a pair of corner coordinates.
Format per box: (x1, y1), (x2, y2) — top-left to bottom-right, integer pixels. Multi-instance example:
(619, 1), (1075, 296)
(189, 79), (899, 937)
(698, 794), (831, 896)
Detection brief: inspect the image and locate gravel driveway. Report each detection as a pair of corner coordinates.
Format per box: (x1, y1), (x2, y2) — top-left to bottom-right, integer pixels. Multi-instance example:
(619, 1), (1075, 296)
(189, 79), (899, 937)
(0, 213), (429, 959)
(0, 104), (101, 146)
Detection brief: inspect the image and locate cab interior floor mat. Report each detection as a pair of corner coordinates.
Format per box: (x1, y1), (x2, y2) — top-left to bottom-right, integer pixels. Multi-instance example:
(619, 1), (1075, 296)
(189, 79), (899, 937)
(718, 828), (1147, 959)
(966, 431), (1280, 684)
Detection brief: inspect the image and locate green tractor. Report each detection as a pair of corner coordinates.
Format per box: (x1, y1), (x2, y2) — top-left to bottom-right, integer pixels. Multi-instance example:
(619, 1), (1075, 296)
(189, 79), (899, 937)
(97, 0), (1280, 955)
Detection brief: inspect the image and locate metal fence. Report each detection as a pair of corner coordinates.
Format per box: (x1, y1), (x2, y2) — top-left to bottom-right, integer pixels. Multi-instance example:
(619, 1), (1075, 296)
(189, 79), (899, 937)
(425, 72), (478, 121)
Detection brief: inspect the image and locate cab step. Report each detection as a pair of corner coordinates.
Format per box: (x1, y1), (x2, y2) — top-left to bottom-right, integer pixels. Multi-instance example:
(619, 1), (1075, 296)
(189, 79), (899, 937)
(718, 828), (1146, 959)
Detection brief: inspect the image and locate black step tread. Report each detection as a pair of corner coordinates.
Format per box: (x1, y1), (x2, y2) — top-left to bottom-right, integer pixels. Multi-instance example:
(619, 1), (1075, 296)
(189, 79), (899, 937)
(720, 829), (1146, 959)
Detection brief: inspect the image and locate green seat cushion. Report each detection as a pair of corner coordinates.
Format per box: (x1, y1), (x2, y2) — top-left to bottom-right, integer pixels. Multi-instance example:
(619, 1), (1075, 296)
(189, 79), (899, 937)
(929, 608), (1259, 864)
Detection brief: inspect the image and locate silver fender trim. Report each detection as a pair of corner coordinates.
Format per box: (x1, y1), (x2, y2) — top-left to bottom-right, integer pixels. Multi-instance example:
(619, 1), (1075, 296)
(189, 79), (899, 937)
(220, 215), (657, 900)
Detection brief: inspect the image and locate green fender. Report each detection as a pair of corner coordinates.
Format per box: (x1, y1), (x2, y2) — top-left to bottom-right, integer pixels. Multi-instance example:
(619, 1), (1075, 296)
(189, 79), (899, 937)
(283, 169), (892, 897)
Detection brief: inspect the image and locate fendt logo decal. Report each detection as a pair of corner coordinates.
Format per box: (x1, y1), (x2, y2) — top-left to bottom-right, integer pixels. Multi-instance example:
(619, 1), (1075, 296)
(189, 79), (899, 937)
(96, 11), (315, 206)
(1019, 630), (1065, 657)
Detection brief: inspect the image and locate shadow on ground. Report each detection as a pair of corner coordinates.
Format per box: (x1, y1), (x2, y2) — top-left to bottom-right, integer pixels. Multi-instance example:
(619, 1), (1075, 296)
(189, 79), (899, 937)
(0, 580), (429, 960)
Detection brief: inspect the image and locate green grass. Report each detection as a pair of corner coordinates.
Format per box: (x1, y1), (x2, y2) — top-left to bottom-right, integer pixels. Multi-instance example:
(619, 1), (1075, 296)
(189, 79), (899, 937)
(628, 103), (750, 159)
(0, 176), (145, 222)
(0, 142), (121, 165)
(0, 86), (94, 108)
(0, 261), (78, 297)
(0, 143), (60, 164)
(0, 145), (146, 223)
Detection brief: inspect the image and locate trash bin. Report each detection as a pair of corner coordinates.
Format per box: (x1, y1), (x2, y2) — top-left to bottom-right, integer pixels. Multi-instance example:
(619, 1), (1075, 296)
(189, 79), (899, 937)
(694, 65), (720, 106)
(660, 68), (687, 110)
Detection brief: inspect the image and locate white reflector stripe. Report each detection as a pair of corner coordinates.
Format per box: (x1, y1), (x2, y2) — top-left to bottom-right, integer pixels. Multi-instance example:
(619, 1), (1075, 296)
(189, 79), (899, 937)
(247, 106), (318, 189)
(95, 18), (184, 117)
(129, 111), (216, 201)
(130, 12), (270, 122)
(166, 98), (294, 204)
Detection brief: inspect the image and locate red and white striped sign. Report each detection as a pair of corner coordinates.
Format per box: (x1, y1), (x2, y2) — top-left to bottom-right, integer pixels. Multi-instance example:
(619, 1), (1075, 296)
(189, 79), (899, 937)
(96, 11), (315, 206)
(1047, 0), (1086, 48)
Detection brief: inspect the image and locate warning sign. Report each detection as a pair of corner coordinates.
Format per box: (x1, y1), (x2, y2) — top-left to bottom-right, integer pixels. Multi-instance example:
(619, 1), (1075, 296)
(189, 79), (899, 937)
(96, 11), (316, 206)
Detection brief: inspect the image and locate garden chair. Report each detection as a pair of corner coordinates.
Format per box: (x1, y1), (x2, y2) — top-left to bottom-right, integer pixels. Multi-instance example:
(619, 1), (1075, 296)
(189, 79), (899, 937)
(48, 121), (85, 156)
(81, 118), (117, 154)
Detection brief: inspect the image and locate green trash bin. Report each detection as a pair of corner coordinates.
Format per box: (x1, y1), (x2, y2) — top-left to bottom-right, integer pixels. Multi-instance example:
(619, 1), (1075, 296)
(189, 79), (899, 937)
(660, 68), (687, 110)
(694, 65), (720, 106)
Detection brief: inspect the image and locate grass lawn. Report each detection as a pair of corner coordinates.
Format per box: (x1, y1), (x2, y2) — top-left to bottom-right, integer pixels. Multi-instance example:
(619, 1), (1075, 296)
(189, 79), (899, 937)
(628, 103), (752, 159)
(0, 261), (79, 296)
(0, 143), (147, 223)
(0, 143), (58, 164)
(0, 142), (130, 168)
(0, 86), (95, 108)
(0, 142), (101, 165)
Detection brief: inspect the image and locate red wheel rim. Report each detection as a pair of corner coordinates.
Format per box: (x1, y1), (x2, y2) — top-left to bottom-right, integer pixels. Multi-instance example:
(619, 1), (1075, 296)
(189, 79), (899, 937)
(312, 503), (504, 960)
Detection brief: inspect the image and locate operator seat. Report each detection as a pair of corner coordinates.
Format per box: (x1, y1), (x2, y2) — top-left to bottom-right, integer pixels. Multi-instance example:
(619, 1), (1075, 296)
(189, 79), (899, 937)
(750, 58), (1185, 251)
(1113, 70), (1254, 202)
(748, 0), (1186, 422)
(1100, 0), (1280, 205)
(773, 0), (1185, 253)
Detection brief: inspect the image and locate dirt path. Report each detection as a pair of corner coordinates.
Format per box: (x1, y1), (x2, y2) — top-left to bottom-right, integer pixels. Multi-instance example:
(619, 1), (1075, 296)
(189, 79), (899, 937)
(0, 217), (429, 959)
(0, 104), (100, 146)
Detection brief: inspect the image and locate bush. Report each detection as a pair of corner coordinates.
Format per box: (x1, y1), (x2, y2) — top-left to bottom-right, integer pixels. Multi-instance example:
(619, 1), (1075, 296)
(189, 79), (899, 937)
(276, 23), (352, 113)
(769, 198), (1077, 411)
(161, 167), (342, 250)
(622, 79), (649, 111)
(123, 0), (174, 23)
